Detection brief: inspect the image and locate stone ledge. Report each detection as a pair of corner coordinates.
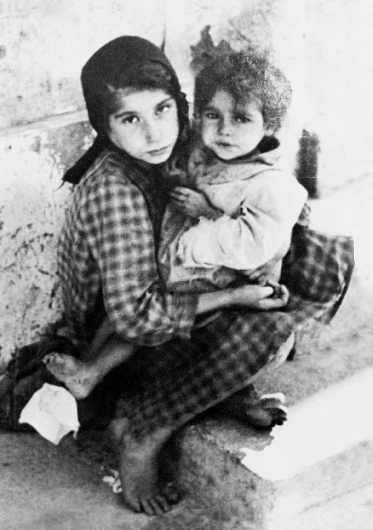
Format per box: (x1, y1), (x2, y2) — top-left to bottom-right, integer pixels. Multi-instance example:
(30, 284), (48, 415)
(173, 365), (373, 528)
(0, 117), (93, 362)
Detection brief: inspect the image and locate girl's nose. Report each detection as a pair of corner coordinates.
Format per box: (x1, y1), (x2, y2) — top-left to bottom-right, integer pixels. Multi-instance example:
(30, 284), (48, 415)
(144, 119), (161, 142)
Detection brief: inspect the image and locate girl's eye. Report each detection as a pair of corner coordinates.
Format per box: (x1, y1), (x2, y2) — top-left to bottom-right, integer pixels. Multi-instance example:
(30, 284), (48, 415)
(122, 115), (139, 124)
(157, 103), (172, 115)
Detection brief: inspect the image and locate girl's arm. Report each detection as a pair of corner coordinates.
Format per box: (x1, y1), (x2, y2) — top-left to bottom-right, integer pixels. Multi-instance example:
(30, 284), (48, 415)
(88, 175), (281, 347)
(87, 174), (198, 346)
(197, 283), (288, 313)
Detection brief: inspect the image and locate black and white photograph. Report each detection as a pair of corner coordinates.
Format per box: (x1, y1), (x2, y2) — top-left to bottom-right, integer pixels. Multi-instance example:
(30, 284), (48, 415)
(0, 1), (371, 529)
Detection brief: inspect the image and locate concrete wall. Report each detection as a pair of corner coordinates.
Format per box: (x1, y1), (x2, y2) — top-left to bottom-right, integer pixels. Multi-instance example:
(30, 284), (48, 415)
(0, 0), (372, 362)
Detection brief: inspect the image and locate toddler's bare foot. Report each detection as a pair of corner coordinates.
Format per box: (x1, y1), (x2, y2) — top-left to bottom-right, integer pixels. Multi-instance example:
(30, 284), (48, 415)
(109, 418), (180, 516)
(215, 386), (288, 429)
(43, 353), (100, 399)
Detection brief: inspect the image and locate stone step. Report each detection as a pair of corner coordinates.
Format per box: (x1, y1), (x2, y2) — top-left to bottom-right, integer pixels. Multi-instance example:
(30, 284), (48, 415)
(2, 175), (371, 530)
(173, 363), (373, 529)
(169, 173), (373, 528)
(278, 482), (373, 530)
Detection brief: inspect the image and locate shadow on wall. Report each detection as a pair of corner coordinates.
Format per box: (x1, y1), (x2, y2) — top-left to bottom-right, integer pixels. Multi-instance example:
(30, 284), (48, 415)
(295, 130), (320, 199)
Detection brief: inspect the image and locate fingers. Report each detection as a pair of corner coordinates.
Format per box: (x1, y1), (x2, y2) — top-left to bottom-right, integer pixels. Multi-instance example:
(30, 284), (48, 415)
(279, 284), (290, 304)
(170, 189), (194, 213)
(264, 281), (289, 303)
(141, 497), (168, 516)
(170, 186), (194, 201)
(249, 285), (275, 298)
(265, 280), (282, 298)
(246, 268), (263, 281)
(257, 296), (288, 310)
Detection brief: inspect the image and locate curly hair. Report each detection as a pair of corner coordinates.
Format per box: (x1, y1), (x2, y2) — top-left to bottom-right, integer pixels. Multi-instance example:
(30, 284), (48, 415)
(194, 51), (292, 131)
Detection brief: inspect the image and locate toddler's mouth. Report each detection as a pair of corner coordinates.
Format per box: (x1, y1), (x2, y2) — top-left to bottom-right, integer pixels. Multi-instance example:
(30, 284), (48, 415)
(216, 141), (234, 148)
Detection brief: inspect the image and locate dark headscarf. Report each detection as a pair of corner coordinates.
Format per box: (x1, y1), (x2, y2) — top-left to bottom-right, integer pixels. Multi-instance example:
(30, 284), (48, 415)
(63, 36), (189, 185)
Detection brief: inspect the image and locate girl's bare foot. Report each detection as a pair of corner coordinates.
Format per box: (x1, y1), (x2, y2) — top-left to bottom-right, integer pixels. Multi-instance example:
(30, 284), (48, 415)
(43, 353), (100, 399)
(109, 418), (180, 516)
(215, 385), (288, 429)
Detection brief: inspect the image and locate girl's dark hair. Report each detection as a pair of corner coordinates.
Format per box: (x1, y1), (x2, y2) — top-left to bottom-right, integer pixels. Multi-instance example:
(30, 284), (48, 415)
(63, 36), (189, 185)
(194, 52), (292, 131)
(83, 61), (185, 135)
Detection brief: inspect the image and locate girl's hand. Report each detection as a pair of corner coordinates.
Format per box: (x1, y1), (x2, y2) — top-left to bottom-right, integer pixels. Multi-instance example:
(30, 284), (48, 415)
(196, 283), (289, 316)
(170, 187), (220, 219)
(230, 283), (289, 310)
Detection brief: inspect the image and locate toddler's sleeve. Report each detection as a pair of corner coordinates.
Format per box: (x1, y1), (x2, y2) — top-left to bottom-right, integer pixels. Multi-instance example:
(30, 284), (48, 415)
(176, 171), (308, 270)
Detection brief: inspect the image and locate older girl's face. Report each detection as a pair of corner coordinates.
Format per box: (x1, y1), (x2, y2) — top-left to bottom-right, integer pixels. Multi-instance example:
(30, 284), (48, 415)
(107, 88), (179, 164)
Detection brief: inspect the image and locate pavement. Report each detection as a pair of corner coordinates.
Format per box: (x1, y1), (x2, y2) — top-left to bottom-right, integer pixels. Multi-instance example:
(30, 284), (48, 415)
(0, 173), (372, 530)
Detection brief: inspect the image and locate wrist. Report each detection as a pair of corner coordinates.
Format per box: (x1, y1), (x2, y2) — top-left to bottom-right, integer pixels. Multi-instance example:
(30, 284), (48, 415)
(222, 287), (235, 307)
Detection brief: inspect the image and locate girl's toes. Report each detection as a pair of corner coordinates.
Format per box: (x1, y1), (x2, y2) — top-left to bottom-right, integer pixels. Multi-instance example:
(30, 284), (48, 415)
(154, 494), (171, 513)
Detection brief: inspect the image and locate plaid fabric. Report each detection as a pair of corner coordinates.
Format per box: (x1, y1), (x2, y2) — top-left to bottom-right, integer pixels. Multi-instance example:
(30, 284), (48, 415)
(116, 226), (354, 438)
(58, 150), (197, 347)
(59, 148), (354, 439)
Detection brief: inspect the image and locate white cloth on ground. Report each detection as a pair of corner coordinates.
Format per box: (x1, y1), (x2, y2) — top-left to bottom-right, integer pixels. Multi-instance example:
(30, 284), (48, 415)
(19, 383), (80, 444)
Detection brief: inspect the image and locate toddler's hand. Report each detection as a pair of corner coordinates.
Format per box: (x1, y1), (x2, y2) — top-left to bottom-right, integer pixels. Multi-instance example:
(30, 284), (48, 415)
(170, 187), (219, 219)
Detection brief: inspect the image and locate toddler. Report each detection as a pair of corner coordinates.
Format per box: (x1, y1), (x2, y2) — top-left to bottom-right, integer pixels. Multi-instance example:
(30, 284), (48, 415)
(159, 52), (308, 294)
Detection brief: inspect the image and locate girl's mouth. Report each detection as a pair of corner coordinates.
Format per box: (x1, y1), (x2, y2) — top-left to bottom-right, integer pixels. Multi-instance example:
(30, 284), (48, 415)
(148, 146), (169, 156)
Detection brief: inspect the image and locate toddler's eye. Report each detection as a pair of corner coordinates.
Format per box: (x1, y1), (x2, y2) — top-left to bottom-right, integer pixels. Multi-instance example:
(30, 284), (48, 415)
(204, 111), (219, 120)
(235, 114), (251, 123)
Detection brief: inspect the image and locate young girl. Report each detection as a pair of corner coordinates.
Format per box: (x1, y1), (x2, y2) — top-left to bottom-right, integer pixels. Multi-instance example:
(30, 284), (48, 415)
(159, 52), (308, 294)
(41, 36), (292, 516)
(33, 36), (353, 517)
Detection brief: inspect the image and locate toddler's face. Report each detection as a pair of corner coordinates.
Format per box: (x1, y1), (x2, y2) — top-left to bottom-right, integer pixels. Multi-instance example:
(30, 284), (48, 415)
(200, 90), (273, 160)
(107, 88), (179, 164)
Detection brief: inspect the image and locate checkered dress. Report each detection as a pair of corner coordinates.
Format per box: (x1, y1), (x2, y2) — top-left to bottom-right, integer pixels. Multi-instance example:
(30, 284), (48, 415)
(58, 150), (198, 348)
(59, 149), (354, 438)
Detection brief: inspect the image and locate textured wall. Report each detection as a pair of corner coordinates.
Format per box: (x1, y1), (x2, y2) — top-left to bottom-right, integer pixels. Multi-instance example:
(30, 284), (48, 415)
(0, 0), (372, 362)
(0, 118), (93, 359)
(300, 0), (373, 193)
(0, 0), (166, 128)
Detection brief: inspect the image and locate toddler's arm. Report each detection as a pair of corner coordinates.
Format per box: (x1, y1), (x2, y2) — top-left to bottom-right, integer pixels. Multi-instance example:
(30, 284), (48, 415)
(243, 238), (290, 284)
(175, 173), (307, 271)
